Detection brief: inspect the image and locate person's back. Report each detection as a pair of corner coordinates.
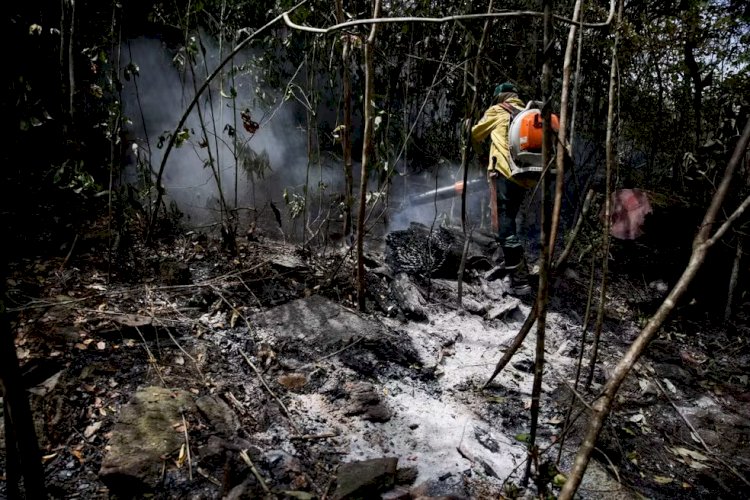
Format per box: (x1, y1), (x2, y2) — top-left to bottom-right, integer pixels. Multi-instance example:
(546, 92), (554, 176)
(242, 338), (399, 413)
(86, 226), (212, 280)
(471, 82), (534, 296)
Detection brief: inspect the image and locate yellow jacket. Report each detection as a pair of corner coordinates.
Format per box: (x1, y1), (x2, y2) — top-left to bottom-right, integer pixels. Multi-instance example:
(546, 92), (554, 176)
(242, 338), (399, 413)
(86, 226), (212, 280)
(471, 96), (528, 183)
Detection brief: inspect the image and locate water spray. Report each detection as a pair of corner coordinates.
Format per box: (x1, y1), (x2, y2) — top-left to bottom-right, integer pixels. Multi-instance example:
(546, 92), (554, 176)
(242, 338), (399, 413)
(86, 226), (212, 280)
(407, 177), (488, 206)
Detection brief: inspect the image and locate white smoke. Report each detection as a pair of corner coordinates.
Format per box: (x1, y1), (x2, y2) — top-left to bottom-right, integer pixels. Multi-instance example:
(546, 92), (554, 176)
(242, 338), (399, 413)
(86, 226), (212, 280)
(120, 36), (325, 232)
(119, 35), (498, 241)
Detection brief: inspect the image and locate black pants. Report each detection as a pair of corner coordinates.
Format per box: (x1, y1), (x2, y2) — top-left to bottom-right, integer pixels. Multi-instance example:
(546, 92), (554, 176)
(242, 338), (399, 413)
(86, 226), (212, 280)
(493, 175), (529, 267)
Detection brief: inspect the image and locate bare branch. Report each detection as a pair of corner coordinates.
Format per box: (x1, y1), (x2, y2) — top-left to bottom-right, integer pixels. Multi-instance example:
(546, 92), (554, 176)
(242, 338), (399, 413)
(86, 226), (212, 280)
(282, 0), (615, 34)
(706, 193), (750, 247)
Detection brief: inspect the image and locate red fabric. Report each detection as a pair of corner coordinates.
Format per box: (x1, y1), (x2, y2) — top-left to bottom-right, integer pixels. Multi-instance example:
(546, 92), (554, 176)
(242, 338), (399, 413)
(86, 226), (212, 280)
(609, 189), (652, 240)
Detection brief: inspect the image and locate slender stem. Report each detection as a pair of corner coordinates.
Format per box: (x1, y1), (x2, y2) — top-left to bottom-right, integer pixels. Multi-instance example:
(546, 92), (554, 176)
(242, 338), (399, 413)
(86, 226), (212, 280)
(584, 2), (619, 388)
(523, 0), (553, 484)
(356, 0), (382, 311)
(460, 0), (493, 234)
(549, 0), (583, 261)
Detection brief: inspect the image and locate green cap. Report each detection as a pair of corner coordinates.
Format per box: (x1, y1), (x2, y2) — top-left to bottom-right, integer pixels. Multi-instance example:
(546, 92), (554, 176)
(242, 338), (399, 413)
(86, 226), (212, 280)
(493, 82), (517, 96)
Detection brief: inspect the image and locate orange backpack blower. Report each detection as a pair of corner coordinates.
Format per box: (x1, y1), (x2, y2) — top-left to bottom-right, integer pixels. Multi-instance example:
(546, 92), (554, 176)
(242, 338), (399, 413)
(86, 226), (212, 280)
(500, 101), (560, 177)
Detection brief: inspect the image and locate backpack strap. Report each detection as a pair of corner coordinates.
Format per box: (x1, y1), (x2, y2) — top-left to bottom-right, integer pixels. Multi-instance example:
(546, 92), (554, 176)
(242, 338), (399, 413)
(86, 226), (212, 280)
(498, 102), (521, 120)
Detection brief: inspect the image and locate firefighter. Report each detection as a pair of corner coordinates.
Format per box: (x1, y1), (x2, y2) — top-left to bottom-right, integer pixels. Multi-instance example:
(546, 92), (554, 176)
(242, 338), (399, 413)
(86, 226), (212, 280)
(471, 82), (534, 296)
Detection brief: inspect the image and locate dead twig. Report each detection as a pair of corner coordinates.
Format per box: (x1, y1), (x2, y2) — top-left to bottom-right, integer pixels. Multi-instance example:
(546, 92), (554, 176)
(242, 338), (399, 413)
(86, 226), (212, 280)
(134, 325), (168, 387)
(225, 391), (249, 417)
(290, 432), (339, 440)
(196, 467), (222, 486)
(239, 350), (301, 435)
(181, 412), (193, 481)
(152, 315), (206, 384)
(593, 446), (621, 484)
(239, 449), (270, 494)
(210, 284), (252, 331)
(58, 234), (79, 273)
(301, 336), (365, 369)
(547, 365), (595, 412)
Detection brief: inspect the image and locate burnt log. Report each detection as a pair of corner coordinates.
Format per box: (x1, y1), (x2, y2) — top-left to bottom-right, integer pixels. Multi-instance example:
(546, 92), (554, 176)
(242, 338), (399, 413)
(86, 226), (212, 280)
(391, 273), (428, 321)
(385, 222), (499, 280)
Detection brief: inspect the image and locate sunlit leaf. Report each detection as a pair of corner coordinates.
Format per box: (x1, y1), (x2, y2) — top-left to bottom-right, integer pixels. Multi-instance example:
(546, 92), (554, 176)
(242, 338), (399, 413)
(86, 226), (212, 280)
(515, 433), (530, 443)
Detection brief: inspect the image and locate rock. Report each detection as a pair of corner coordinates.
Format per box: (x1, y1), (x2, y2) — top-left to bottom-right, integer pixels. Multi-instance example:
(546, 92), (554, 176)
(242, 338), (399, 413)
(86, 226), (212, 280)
(511, 358), (534, 373)
(461, 298), (486, 315)
(264, 449), (303, 483)
(254, 295), (385, 353)
(333, 457), (398, 499)
(224, 479), (253, 500)
(474, 427), (500, 453)
(391, 273), (428, 321)
(410, 474), (468, 499)
(196, 395), (240, 436)
(395, 466), (419, 486)
(381, 487), (410, 499)
(656, 363), (694, 386)
(99, 386), (195, 494)
(343, 382), (392, 423)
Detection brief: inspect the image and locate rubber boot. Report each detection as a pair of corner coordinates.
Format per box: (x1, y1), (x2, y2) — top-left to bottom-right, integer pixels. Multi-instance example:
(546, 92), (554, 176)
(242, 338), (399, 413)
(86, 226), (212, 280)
(501, 246), (532, 296)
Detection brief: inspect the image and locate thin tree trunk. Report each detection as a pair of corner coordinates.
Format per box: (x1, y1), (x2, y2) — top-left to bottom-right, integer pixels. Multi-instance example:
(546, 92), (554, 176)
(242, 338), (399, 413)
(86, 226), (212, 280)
(548, 0), (583, 261)
(68, 0), (76, 119)
(568, 5), (585, 149)
(725, 237), (742, 322)
(335, 0), (354, 239)
(557, 254), (597, 464)
(0, 294), (48, 499)
(456, 0), (493, 308)
(523, 0), (553, 484)
(107, 4), (123, 282)
(459, 0), (494, 233)
(356, 0), (382, 311)
(558, 116), (750, 500)
(584, 0), (620, 388)
(684, 36), (703, 151)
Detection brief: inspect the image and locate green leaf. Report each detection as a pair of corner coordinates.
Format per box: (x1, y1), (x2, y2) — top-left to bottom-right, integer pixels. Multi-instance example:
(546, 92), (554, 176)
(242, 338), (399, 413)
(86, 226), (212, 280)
(515, 433), (530, 443)
(485, 396), (506, 404)
(653, 475), (673, 485)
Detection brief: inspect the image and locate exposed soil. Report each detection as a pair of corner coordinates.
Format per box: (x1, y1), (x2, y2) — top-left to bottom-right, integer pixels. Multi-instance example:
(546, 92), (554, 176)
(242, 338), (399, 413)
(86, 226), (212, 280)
(2, 223), (749, 499)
